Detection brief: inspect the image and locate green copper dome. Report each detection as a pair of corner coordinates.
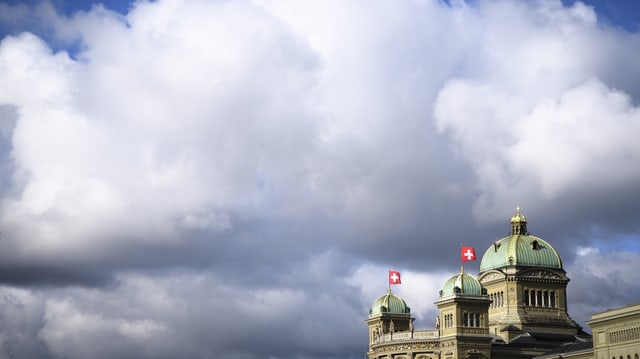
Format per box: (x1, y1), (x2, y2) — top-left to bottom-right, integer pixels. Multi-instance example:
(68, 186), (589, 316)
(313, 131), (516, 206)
(369, 289), (410, 316)
(480, 207), (563, 272)
(440, 269), (483, 298)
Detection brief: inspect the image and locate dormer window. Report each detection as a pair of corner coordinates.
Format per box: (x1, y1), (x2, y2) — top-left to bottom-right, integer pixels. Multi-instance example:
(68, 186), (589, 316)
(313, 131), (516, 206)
(532, 240), (539, 250)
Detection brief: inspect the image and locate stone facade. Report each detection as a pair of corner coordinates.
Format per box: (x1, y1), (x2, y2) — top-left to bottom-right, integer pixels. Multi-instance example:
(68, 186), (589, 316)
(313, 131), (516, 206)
(365, 209), (639, 359)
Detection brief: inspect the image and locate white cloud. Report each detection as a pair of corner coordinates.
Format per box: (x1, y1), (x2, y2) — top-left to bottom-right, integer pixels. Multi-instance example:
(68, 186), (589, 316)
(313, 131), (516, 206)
(0, 286), (47, 359)
(435, 77), (640, 219)
(39, 298), (168, 359)
(566, 246), (640, 328)
(0, 0), (324, 261)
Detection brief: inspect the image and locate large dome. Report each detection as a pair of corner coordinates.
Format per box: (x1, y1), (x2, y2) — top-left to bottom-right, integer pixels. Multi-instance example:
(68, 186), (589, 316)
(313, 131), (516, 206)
(480, 207), (563, 272)
(369, 289), (410, 316)
(440, 269), (483, 298)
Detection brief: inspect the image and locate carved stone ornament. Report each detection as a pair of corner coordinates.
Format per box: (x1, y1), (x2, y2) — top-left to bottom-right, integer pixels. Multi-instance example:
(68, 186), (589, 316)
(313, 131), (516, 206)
(480, 272), (503, 282)
(523, 270), (562, 279)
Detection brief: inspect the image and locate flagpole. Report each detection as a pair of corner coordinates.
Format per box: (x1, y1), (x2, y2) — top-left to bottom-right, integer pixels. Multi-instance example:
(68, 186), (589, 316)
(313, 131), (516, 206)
(460, 244), (477, 272)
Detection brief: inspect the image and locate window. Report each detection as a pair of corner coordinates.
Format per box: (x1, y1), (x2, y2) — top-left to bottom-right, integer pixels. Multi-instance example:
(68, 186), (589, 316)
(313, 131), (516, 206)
(524, 290), (529, 306)
(537, 290), (543, 307)
(444, 313), (454, 328)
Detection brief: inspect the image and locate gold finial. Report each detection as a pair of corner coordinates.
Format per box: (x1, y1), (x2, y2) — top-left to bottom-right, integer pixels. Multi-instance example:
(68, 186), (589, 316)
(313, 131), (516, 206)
(516, 205), (521, 214)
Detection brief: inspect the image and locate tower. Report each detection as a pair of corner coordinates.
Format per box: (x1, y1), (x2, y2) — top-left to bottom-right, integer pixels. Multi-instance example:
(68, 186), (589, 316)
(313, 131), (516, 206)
(436, 268), (491, 359)
(366, 289), (413, 353)
(477, 207), (580, 341)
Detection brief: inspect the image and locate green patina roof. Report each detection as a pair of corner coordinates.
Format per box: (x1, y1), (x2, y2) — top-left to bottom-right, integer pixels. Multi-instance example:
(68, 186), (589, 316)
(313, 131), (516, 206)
(479, 234), (563, 272)
(370, 289), (410, 316)
(480, 207), (563, 272)
(440, 270), (483, 297)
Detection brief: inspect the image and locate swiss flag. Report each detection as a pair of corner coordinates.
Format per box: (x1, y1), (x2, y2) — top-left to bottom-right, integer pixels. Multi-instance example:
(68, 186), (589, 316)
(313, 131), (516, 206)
(389, 270), (402, 285)
(461, 246), (477, 262)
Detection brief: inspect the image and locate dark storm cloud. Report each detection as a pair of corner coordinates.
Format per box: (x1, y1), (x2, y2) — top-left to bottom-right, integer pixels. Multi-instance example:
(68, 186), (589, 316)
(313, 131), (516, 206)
(0, 0), (639, 358)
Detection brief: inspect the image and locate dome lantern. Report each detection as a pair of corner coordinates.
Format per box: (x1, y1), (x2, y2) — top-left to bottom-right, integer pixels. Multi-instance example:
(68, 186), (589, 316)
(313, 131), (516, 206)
(510, 206), (528, 235)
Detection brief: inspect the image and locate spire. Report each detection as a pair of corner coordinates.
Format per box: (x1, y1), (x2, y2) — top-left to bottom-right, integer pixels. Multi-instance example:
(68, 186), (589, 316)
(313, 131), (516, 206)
(510, 206), (528, 235)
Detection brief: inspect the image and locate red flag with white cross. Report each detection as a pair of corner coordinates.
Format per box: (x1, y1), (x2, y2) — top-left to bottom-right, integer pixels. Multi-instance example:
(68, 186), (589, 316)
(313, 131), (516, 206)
(388, 270), (401, 285)
(461, 246), (477, 262)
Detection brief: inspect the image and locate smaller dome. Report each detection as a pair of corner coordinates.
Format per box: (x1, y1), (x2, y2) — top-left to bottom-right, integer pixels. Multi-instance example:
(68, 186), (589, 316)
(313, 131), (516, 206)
(440, 269), (484, 298)
(369, 289), (410, 316)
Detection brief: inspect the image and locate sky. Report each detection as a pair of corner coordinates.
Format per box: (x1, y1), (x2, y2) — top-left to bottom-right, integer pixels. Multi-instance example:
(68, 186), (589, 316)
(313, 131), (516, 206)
(0, 0), (639, 358)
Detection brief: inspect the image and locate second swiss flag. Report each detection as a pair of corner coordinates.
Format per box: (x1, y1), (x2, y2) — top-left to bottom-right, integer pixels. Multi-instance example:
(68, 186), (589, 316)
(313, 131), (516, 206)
(461, 246), (477, 262)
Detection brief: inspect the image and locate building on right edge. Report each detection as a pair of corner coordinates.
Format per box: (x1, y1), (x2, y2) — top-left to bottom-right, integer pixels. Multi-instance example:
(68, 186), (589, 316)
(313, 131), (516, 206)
(537, 303), (640, 359)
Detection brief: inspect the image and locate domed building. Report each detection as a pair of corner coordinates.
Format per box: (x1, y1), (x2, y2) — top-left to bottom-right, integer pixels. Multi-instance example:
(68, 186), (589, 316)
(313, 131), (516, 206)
(366, 289), (412, 343)
(436, 269), (492, 359)
(478, 207), (580, 343)
(363, 207), (622, 359)
(367, 288), (440, 358)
